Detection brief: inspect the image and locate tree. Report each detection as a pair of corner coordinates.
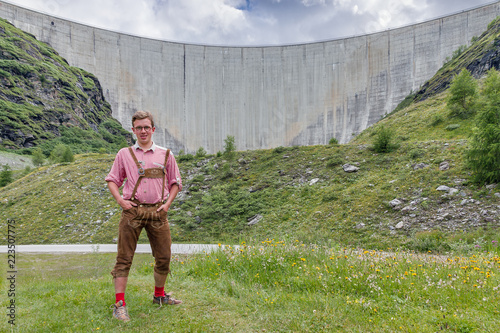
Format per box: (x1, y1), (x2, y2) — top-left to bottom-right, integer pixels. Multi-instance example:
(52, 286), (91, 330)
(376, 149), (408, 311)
(466, 69), (500, 184)
(223, 135), (236, 159)
(0, 164), (13, 187)
(447, 68), (478, 119)
(31, 147), (45, 166)
(50, 143), (74, 163)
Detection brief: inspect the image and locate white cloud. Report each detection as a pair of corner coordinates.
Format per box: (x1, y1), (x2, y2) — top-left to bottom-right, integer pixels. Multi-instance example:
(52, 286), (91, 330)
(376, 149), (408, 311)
(4, 0), (493, 45)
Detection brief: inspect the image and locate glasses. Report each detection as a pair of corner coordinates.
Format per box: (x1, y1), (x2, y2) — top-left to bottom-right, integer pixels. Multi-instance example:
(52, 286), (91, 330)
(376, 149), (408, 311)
(134, 126), (152, 132)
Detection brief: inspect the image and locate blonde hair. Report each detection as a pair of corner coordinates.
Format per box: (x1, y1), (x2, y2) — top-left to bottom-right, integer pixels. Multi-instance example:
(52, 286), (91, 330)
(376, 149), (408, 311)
(132, 110), (155, 128)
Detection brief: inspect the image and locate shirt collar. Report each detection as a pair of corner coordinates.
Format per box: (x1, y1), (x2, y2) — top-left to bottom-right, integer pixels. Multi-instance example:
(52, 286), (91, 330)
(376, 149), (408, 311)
(133, 141), (156, 152)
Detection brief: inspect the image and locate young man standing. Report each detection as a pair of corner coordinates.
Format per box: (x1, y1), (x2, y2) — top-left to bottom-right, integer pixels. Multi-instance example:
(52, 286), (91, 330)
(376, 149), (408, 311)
(105, 110), (182, 322)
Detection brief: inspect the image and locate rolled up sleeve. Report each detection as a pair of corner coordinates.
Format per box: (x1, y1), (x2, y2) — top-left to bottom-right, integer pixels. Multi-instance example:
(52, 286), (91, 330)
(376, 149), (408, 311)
(105, 150), (126, 187)
(166, 153), (182, 191)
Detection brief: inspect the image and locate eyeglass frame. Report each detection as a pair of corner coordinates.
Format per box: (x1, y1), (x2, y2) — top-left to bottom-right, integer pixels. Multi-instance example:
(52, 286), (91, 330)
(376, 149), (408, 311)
(133, 126), (153, 132)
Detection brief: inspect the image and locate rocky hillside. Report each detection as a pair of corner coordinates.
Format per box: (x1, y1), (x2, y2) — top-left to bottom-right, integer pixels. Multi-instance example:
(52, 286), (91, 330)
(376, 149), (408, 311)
(0, 18), (131, 154)
(394, 16), (500, 112)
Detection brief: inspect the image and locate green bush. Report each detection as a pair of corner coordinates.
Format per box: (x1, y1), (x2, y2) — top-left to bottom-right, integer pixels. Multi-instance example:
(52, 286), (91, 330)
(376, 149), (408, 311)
(466, 68), (500, 184)
(31, 147), (45, 166)
(328, 137), (339, 145)
(178, 153), (194, 162)
(372, 126), (397, 153)
(408, 148), (424, 159)
(0, 164), (13, 187)
(273, 146), (285, 154)
(49, 143), (74, 163)
(195, 147), (207, 158)
(223, 135), (236, 159)
(326, 155), (343, 167)
(430, 114), (444, 126)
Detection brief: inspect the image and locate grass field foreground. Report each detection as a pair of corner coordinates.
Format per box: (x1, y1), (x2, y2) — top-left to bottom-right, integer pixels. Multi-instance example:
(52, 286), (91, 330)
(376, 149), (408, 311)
(1, 239), (499, 332)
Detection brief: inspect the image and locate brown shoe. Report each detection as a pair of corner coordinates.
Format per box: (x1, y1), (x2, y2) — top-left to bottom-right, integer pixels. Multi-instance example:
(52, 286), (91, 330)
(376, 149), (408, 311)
(153, 292), (182, 306)
(111, 300), (130, 321)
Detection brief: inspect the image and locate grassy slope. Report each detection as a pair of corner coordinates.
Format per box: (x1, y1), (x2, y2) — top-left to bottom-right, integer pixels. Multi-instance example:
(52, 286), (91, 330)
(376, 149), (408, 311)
(0, 87), (498, 249)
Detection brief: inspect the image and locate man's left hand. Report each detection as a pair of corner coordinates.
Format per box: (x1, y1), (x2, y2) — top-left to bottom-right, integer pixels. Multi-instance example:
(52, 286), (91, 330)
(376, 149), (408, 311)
(157, 203), (170, 213)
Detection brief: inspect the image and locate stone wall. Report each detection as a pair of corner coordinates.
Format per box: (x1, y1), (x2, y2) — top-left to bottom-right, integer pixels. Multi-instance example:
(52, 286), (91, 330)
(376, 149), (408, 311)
(1, 1), (498, 153)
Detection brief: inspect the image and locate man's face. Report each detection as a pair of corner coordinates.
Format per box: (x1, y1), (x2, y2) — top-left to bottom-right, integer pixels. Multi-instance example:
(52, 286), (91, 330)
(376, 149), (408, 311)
(132, 118), (155, 147)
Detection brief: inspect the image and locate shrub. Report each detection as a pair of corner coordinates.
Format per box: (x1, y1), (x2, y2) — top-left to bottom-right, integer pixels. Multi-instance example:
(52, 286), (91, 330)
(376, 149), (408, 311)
(223, 135), (236, 160)
(31, 147), (45, 166)
(220, 164), (234, 180)
(195, 147), (207, 158)
(408, 149), (424, 159)
(466, 68), (500, 184)
(178, 153), (194, 162)
(273, 146), (285, 154)
(430, 114), (444, 126)
(0, 164), (13, 187)
(372, 126), (397, 153)
(49, 144), (74, 163)
(326, 155), (343, 167)
(328, 137), (339, 145)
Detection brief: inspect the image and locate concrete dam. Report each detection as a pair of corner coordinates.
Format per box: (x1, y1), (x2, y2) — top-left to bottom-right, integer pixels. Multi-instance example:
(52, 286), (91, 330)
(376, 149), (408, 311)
(0, 1), (499, 153)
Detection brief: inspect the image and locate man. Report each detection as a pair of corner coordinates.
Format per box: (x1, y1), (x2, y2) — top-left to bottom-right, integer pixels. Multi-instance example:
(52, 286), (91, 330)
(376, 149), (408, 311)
(105, 110), (182, 322)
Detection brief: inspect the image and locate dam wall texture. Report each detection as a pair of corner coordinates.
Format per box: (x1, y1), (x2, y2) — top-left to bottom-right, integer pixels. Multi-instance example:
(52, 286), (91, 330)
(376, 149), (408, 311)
(1, 1), (499, 153)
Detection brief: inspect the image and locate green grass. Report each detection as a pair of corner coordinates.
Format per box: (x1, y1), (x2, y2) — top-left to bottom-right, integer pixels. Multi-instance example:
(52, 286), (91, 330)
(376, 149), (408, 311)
(1, 240), (499, 332)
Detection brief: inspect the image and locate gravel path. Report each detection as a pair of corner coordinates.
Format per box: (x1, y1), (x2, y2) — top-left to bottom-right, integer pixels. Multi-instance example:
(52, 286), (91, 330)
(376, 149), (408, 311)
(0, 243), (225, 254)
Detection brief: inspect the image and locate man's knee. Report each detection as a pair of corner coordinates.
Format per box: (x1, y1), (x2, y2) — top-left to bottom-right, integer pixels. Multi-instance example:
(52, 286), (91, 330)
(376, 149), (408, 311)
(154, 257), (171, 275)
(112, 256), (134, 277)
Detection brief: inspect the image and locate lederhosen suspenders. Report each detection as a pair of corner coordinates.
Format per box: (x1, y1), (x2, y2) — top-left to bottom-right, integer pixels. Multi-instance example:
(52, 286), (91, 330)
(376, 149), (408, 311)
(128, 147), (170, 204)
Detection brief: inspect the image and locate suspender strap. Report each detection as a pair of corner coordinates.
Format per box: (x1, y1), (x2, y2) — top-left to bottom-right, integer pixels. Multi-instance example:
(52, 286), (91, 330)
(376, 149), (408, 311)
(128, 147), (142, 169)
(127, 147), (170, 203)
(128, 147), (144, 200)
(161, 149), (170, 202)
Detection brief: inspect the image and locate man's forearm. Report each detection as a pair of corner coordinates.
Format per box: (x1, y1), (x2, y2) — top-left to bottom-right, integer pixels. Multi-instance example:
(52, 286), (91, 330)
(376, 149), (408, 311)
(107, 181), (123, 204)
(165, 184), (179, 207)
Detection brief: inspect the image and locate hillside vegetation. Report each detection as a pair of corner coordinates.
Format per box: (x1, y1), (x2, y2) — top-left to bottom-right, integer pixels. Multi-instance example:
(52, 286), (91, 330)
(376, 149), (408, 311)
(0, 18), (131, 156)
(0, 17), (499, 252)
(0, 101), (498, 251)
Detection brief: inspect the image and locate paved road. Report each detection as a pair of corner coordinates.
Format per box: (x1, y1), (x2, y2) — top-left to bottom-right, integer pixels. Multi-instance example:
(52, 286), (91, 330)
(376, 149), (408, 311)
(0, 244), (224, 254)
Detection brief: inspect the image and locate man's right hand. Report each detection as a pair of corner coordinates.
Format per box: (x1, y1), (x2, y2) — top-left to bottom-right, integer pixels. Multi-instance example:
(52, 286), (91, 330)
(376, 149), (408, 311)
(119, 198), (137, 210)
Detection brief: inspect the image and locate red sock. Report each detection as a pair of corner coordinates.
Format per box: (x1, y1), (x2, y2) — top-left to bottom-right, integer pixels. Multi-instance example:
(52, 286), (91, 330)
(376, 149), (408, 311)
(116, 293), (126, 306)
(154, 286), (165, 297)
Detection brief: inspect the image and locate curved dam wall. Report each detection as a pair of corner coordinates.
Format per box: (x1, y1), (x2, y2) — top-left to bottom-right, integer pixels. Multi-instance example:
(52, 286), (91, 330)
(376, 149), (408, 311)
(0, 1), (499, 153)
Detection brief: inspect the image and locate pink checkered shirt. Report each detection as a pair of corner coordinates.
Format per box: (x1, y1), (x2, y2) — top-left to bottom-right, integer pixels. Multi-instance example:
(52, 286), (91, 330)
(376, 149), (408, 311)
(105, 142), (182, 204)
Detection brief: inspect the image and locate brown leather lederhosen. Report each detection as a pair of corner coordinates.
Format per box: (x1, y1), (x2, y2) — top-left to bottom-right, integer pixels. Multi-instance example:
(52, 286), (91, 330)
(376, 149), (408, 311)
(128, 146), (170, 205)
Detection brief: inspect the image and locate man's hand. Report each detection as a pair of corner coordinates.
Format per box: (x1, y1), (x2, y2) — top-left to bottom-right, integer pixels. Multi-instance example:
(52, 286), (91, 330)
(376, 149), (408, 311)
(157, 202), (170, 213)
(119, 198), (137, 210)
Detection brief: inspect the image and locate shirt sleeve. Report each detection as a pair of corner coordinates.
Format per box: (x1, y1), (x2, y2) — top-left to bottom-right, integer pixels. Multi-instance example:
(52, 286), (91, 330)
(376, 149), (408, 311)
(105, 149), (127, 187)
(166, 152), (182, 191)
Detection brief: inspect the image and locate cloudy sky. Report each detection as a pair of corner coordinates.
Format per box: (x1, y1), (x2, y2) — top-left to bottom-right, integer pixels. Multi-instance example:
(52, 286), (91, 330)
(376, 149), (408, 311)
(5, 0), (495, 46)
